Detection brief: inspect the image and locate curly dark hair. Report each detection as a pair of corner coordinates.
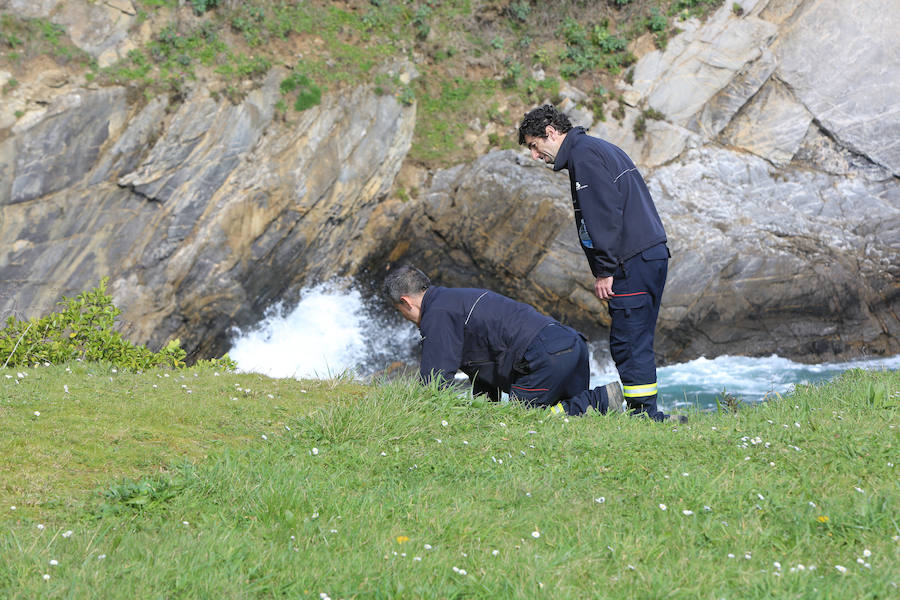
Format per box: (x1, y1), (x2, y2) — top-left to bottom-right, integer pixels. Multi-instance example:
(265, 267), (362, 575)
(518, 104), (573, 145)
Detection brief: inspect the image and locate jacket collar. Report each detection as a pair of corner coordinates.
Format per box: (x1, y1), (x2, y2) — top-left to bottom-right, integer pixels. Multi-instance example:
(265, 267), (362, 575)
(553, 126), (586, 172)
(418, 286), (439, 327)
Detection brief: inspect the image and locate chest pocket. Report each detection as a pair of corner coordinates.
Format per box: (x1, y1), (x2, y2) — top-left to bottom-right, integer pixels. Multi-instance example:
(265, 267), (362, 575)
(641, 244), (670, 261)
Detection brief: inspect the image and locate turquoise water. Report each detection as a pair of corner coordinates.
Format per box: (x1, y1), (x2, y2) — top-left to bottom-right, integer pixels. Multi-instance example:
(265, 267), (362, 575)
(653, 354), (899, 410)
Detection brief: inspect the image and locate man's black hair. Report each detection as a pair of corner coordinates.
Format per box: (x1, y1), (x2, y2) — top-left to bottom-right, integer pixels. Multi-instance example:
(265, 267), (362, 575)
(518, 104), (573, 145)
(383, 265), (430, 304)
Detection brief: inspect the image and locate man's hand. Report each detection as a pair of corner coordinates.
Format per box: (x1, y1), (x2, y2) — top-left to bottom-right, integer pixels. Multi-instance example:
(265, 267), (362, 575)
(594, 276), (614, 300)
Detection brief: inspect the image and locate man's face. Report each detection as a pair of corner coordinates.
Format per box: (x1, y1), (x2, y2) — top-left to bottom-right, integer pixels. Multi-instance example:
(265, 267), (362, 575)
(395, 298), (422, 326)
(524, 126), (564, 164)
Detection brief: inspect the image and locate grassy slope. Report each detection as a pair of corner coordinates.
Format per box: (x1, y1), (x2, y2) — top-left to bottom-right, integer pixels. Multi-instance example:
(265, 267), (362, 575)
(1, 364), (897, 598)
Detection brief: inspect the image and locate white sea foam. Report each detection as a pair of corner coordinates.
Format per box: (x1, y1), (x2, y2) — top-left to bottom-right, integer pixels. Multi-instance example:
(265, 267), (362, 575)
(228, 283), (418, 379)
(230, 284), (898, 407)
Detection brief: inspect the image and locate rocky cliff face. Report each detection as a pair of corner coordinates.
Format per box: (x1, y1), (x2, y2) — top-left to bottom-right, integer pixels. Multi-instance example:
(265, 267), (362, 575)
(1, 60), (416, 358)
(382, 0), (900, 363)
(1, 0), (897, 364)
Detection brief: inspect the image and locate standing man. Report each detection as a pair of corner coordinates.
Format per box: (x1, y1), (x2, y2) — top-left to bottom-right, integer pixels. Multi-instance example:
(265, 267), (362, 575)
(384, 265), (624, 416)
(519, 104), (679, 422)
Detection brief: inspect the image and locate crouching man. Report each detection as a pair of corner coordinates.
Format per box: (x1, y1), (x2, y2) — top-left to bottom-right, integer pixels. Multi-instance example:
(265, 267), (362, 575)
(383, 265), (622, 416)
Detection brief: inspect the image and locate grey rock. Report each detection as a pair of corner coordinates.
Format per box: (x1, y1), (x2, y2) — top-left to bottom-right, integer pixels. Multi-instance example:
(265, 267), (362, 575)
(1, 0), (898, 367)
(720, 77), (812, 167)
(633, 11), (777, 127)
(8, 88), (128, 205)
(390, 148), (899, 363)
(649, 146), (899, 361)
(0, 73), (416, 359)
(773, 0), (900, 175)
(688, 48), (778, 138)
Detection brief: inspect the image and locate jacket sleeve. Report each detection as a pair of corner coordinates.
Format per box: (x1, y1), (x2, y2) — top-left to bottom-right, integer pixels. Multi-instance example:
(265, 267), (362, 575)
(419, 308), (465, 388)
(572, 151), (625, 278)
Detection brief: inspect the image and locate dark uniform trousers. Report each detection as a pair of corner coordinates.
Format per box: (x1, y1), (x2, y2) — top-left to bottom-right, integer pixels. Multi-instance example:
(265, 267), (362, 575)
(507, 324), (610, 416)
(608, 242), (669, 421)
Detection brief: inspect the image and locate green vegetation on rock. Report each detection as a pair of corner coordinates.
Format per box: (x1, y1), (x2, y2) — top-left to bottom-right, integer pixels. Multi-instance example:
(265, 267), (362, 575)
(0, 279), (232, 372)
(1, 1), (725, 169)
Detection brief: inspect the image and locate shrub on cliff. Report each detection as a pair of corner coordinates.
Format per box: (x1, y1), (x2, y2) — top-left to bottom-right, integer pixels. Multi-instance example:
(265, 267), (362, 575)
(0, 278), (187, 370)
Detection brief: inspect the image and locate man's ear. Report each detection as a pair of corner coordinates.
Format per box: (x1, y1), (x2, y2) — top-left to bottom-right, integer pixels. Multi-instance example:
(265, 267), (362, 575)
(545, 124), (557, 139)
(397, 295), (413, 309)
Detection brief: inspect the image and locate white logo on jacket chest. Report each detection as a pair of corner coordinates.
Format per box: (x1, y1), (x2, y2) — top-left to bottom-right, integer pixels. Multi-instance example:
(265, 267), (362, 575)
(575, 181), (588, 191)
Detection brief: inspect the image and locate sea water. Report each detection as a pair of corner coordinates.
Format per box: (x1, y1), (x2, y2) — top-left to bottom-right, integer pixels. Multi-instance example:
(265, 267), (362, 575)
(229, 283), (898, 410)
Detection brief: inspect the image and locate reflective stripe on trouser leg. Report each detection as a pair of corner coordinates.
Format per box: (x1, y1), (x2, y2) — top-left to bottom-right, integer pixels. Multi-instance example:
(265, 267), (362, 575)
(510, 325), (592, 416)
(608, 244), (669, 421)
(623, 382), (658, 399)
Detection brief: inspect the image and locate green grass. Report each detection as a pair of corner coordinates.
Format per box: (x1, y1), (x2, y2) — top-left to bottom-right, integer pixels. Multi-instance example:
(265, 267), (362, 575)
(1, 365), (897, 597)
(0, 14), (94, 67)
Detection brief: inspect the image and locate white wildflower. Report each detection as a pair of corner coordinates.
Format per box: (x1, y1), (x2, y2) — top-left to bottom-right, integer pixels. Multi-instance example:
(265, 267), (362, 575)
(531, 530), (540, 538)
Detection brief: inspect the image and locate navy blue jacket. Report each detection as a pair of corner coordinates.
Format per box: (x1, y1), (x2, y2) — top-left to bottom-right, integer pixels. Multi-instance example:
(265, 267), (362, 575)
(554, 127), (667, 278)
(418, 286), (555, 392)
